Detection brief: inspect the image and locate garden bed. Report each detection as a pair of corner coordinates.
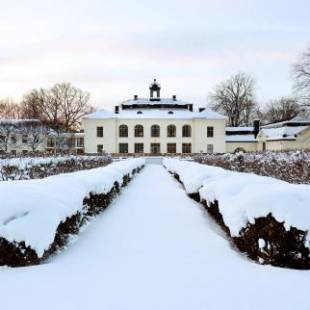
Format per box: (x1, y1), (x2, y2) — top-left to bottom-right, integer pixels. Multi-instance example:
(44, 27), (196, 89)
(0, 155), (112, 181)
(0, 158), (145, 267)
(163, 158), (310, 269)
(193, 151), (310, 184)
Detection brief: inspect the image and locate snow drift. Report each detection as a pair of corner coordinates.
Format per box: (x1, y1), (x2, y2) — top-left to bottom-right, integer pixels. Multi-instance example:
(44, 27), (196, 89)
(163, 158), (310, 269)
(0, 158), (145, 266)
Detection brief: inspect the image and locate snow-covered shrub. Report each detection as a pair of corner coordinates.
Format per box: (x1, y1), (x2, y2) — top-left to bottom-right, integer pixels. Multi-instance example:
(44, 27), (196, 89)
(0, 155), (111, 181)
(163, 158), (310, 269)
(193, 151), (310, 184)
(0, 158), (145, 267)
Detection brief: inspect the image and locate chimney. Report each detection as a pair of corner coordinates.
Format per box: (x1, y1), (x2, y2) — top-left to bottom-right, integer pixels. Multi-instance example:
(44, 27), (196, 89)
(188, 104), (193, 112)
(172, 95), (177, 101)
(253, 119), (260, 138)
(199, 107), (206, 112)
(134, 95), (138, 100)
(115, 106), (119, 114)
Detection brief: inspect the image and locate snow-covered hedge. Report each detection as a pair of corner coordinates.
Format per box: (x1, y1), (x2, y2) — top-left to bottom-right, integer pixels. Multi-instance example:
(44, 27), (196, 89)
(0, 158), (145, 267)
(0, 155), (111, 181)
(163, 158), (310, 269)
(194, 151), (310, 184)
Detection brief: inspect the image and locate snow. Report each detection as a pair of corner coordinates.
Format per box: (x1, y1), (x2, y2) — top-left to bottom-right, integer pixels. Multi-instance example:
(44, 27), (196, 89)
(226, 126), (254, 132)
(0, 163), (309, 310)
(84, 108), (226, 120)
(163, 158), (310, 239)
(260, 126), (308, 140)
(262, 116), (310, 128)
(0, 155), (107, 171)
(0, 158), (145, 256)
(0, 119), (40, 125)
(258, 238), (266, 249)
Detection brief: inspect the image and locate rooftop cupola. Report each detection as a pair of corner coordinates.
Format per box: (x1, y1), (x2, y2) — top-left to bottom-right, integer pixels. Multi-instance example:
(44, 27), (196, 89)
(149, 79), (161, 101)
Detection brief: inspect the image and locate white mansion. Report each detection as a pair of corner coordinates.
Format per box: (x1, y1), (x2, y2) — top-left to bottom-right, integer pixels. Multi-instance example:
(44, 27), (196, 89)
(82, 80), (310, 154)
(82, 80), (227, 154)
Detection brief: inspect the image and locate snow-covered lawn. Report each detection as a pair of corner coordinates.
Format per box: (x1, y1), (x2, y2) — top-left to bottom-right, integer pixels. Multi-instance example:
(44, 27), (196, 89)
(0, 164), (309, 309)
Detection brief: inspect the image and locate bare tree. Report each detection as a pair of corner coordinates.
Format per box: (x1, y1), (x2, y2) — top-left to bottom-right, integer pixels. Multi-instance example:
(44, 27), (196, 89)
(50, 83), (92, 132)
(20, 90), (44, 119)
(293, 46), (310, 105)
(0, 99), (23, 119)
(20, 83), (93, 132)
(209, 73), (257, 126)
(262, 97), (300, 123)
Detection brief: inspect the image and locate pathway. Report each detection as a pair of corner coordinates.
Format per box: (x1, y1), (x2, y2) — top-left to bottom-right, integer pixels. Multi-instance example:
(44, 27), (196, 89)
(0, 164), (309, 310)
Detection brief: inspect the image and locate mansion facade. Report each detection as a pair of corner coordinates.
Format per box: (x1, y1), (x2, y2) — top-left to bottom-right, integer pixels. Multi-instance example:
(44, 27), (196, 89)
(82, 80), (310, 154)
(82, 80), (227, 154)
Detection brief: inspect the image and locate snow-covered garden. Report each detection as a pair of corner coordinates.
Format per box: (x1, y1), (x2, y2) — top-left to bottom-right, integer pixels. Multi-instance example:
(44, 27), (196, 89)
(0, 157), (309, 309)
(194, 150), (310, 184)
(0, 155), (111, 180)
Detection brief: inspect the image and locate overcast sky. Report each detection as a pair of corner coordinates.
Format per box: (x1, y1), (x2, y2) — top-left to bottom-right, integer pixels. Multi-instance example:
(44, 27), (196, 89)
(0, 0), (309, 110)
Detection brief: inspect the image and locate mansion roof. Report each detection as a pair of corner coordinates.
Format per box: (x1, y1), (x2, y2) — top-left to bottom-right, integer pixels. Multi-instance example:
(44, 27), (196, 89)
(84, 108), (226, 120)
(121, 97), (190, 106)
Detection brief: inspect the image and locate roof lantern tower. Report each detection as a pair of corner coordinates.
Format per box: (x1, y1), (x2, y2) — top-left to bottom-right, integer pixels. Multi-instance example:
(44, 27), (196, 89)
(149, 79), (161, 101)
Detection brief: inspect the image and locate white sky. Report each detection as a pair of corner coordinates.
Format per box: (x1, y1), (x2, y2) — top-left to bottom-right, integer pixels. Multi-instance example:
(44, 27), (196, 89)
(0, 0), (309, 110)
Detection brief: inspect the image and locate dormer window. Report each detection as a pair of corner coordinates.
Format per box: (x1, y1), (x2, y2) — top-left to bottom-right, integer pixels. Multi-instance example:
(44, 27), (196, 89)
(137, 111), (143, 115)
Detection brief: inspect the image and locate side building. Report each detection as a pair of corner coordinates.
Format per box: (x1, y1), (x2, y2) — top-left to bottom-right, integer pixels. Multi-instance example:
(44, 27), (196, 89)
(82, 80), (226, 154)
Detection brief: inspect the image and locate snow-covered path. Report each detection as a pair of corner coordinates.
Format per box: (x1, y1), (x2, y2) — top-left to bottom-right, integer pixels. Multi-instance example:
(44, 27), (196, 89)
(1, 164), (309, 310)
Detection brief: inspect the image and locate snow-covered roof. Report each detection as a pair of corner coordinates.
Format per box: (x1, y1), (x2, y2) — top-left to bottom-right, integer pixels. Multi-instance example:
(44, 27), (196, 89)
(226, 127), (254, 132)
(262, 116), (310, 129)
(0, 119), (41, 125)
(259, 126), (309, 141)
(121, 98), (189, 106)
(225, 134), (257, 142)
(84, 108), (226, 120)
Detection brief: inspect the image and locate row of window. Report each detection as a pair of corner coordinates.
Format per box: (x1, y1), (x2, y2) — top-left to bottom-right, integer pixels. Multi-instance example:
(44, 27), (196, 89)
(0, 134), (30, 145)
(96, 143), (214, 154)
(97, 125), (214, 138)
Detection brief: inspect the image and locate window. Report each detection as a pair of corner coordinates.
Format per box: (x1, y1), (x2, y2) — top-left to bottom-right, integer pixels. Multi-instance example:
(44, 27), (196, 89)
(207, 144), (214, 153)
(182, 143), (192, 154)
(97, 144), (103, 153)
(135, 125), (144, 137)
(151, 125), (160, 137)
(22, 134), (28, 144)
(167, 125), (176, 137)
(134, 143), (144, 153)
(119, 125), (128, 137)
(96, 126), (103, 137)
(119, 143), (128, 153)
(11, 135), (17, 145)
(22, 150), (28, 155)
(150, 143), (160, 154)
(77, 137), (84, 148)
(167, 143), (176, 153)
(182, 125), (191, 137)
(207, 126), (214, 137)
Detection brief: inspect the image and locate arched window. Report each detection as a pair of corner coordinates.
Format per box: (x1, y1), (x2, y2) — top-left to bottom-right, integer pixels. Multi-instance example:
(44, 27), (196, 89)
(119, 124), (128, 137)
(182, 125), (191, 137)
(151, 124), (160, 137)
(134, 125), (144, 137)
(167, 125), (176, 137)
